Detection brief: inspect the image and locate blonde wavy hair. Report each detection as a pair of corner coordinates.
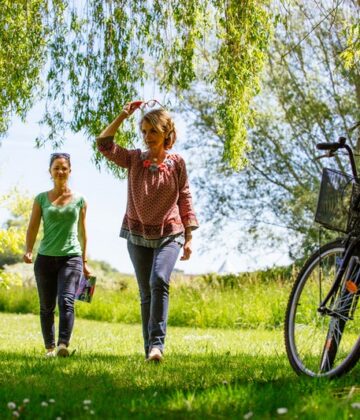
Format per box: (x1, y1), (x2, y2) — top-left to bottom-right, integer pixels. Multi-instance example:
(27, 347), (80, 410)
(140, 109), (177, 150)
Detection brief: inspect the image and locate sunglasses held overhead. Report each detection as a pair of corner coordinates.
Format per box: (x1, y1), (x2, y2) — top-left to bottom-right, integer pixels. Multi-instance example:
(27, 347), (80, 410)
(122, 99), (165, 116)
(49, 152), (71, 168)
(50, 152), (70, 159)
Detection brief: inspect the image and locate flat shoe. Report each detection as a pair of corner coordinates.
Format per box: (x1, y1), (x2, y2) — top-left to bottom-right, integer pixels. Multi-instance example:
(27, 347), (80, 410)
(56, 344), (69, 357)
(147, 347), (163, 362)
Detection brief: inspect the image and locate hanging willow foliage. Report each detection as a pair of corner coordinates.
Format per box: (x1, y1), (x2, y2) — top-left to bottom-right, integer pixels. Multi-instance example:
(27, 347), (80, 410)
(0, 0), (48, 134)
(1, 0), (273, 172)
(215, 0), (272, 168)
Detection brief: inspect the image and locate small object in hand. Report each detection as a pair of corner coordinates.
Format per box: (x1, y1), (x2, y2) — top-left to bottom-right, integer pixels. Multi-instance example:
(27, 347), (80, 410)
(141, 99), (165, 109)
(75, 275), (96, 303)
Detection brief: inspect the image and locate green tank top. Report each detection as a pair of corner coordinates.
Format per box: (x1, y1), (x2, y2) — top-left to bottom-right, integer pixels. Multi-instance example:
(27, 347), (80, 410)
(35, 191), (85, 257)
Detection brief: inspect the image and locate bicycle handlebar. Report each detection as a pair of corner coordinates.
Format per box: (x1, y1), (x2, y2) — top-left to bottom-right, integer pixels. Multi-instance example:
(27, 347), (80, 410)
(316, 137), (346, 151)
(316, 142), (342, 151)
(316, 143), (342, 152)
(316, 136), (358, 179)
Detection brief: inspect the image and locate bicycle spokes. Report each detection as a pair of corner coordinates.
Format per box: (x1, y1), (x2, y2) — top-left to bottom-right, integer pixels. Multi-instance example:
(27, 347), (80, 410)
(285, 241), (360, 378)
(319, 257), (360, 372)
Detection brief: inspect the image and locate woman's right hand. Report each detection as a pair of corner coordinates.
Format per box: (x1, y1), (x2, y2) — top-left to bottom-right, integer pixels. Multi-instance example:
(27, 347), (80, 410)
(23, 252), (33, 264)
(123, 100), (143, 117)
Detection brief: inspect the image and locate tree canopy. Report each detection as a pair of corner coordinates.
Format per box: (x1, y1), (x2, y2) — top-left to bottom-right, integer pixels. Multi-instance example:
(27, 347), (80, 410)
(0, 0), (272, 171)
(0, 0), (47, 134)
(183, 1), (360, 258)
(2, 1), (360, 262)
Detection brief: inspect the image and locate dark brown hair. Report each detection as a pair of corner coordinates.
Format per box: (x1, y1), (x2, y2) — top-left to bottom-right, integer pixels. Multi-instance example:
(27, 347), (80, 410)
(49, 153), (71, 168)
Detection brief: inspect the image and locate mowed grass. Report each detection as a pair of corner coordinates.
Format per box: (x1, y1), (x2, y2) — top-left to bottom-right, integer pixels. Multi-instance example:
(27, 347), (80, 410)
(2, 315), (360, 418)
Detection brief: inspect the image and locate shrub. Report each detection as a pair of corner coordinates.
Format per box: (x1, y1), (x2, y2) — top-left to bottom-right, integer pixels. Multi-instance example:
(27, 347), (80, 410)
(0, 264), (296, 329)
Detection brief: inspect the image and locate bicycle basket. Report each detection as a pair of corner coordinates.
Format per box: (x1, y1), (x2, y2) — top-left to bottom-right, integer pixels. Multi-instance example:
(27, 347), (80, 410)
(315, 168), (360, 233)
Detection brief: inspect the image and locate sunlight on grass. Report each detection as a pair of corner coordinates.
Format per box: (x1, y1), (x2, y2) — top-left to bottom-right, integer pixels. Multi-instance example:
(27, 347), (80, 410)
(0, 313), (285, 358)
(1, 313), (360, 419)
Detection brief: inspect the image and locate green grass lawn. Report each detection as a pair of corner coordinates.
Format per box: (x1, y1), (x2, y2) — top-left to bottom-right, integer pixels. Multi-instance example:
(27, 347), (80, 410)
(2, 313), (360, 419)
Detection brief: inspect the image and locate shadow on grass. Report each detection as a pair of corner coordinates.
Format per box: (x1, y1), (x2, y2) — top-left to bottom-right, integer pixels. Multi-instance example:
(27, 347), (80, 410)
(1, 350), (360, 418)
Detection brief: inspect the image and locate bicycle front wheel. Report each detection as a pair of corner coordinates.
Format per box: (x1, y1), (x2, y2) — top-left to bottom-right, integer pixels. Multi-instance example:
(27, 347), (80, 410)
(285, 239), (360, 378)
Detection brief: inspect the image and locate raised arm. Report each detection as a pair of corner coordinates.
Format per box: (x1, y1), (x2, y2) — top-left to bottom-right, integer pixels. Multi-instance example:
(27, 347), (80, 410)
(23, 200), (42, 264)
(98, 111), (128, 139)
(97, 101), (143, 138)
(96, 101), (143, 168)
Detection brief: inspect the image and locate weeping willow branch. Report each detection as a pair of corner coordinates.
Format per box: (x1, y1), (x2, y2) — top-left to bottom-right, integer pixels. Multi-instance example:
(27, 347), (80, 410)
(214, 0), (272, 169)
(0, 0), (273, 172)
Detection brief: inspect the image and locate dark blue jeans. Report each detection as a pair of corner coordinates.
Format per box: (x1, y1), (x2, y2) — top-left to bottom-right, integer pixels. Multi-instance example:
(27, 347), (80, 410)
(34, 254), (83, 349)
(127, 240), (181, 357)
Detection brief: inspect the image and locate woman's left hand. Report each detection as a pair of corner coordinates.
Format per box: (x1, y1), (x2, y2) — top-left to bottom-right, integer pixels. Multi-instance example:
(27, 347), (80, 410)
(180, 239), (192, 261)
(83, 262), (92, 278)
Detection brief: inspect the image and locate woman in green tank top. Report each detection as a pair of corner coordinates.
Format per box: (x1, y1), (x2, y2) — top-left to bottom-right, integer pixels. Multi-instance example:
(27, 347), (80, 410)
(23, 153), (91, 357)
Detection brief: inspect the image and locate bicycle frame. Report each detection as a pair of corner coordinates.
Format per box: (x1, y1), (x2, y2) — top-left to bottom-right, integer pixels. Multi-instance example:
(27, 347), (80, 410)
(316, 134), (360, 314)
(284, 123), (360, 378)
(318, 236), (360, 314)
(344, 143), (358, 180)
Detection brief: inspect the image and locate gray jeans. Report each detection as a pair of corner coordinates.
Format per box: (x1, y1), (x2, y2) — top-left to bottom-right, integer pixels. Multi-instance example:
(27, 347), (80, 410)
(34, 254), (83, 349)
(127, 240), (181, 357)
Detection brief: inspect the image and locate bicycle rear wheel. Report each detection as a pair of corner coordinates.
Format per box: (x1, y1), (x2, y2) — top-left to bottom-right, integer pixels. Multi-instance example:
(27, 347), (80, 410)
(285, 239), (360, 378)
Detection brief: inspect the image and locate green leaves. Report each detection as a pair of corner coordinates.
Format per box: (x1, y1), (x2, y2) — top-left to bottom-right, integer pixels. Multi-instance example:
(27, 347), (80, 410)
(0, 0), (47, 135)
(0, 1), (273, 171)
(178, 1), (359, 259)
(214, 1), (272, 169)
(340, 22), (360, 70)
(0, 190), (33, 287)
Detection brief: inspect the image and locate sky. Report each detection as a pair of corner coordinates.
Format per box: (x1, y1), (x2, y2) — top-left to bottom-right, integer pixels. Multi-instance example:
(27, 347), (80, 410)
(0, 104), (291, 274)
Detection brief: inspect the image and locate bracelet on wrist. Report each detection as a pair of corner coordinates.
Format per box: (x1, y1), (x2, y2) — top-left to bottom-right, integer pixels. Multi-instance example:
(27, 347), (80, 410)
(83, 259), (88, 263)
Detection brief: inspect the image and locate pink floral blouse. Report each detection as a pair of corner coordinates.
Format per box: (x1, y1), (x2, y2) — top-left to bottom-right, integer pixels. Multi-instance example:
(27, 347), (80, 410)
(97, 137), (199, 243)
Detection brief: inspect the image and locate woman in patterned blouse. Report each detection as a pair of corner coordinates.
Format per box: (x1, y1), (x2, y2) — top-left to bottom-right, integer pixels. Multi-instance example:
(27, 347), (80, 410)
(96, 101), (199, 361)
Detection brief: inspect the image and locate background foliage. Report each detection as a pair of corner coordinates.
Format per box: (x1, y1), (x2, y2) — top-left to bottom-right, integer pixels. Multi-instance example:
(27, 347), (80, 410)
(184, 1), (360, 259)
(0, 0), (273, 171)
(1, 1), (359, 263)
(0, 191), (33, 288)
(0, 263), (294, 329)
(0, 0), (47, 134)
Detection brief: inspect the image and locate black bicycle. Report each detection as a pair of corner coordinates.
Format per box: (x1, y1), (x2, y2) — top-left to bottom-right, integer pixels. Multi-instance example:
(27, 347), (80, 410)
(285, 122), (360, 378)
